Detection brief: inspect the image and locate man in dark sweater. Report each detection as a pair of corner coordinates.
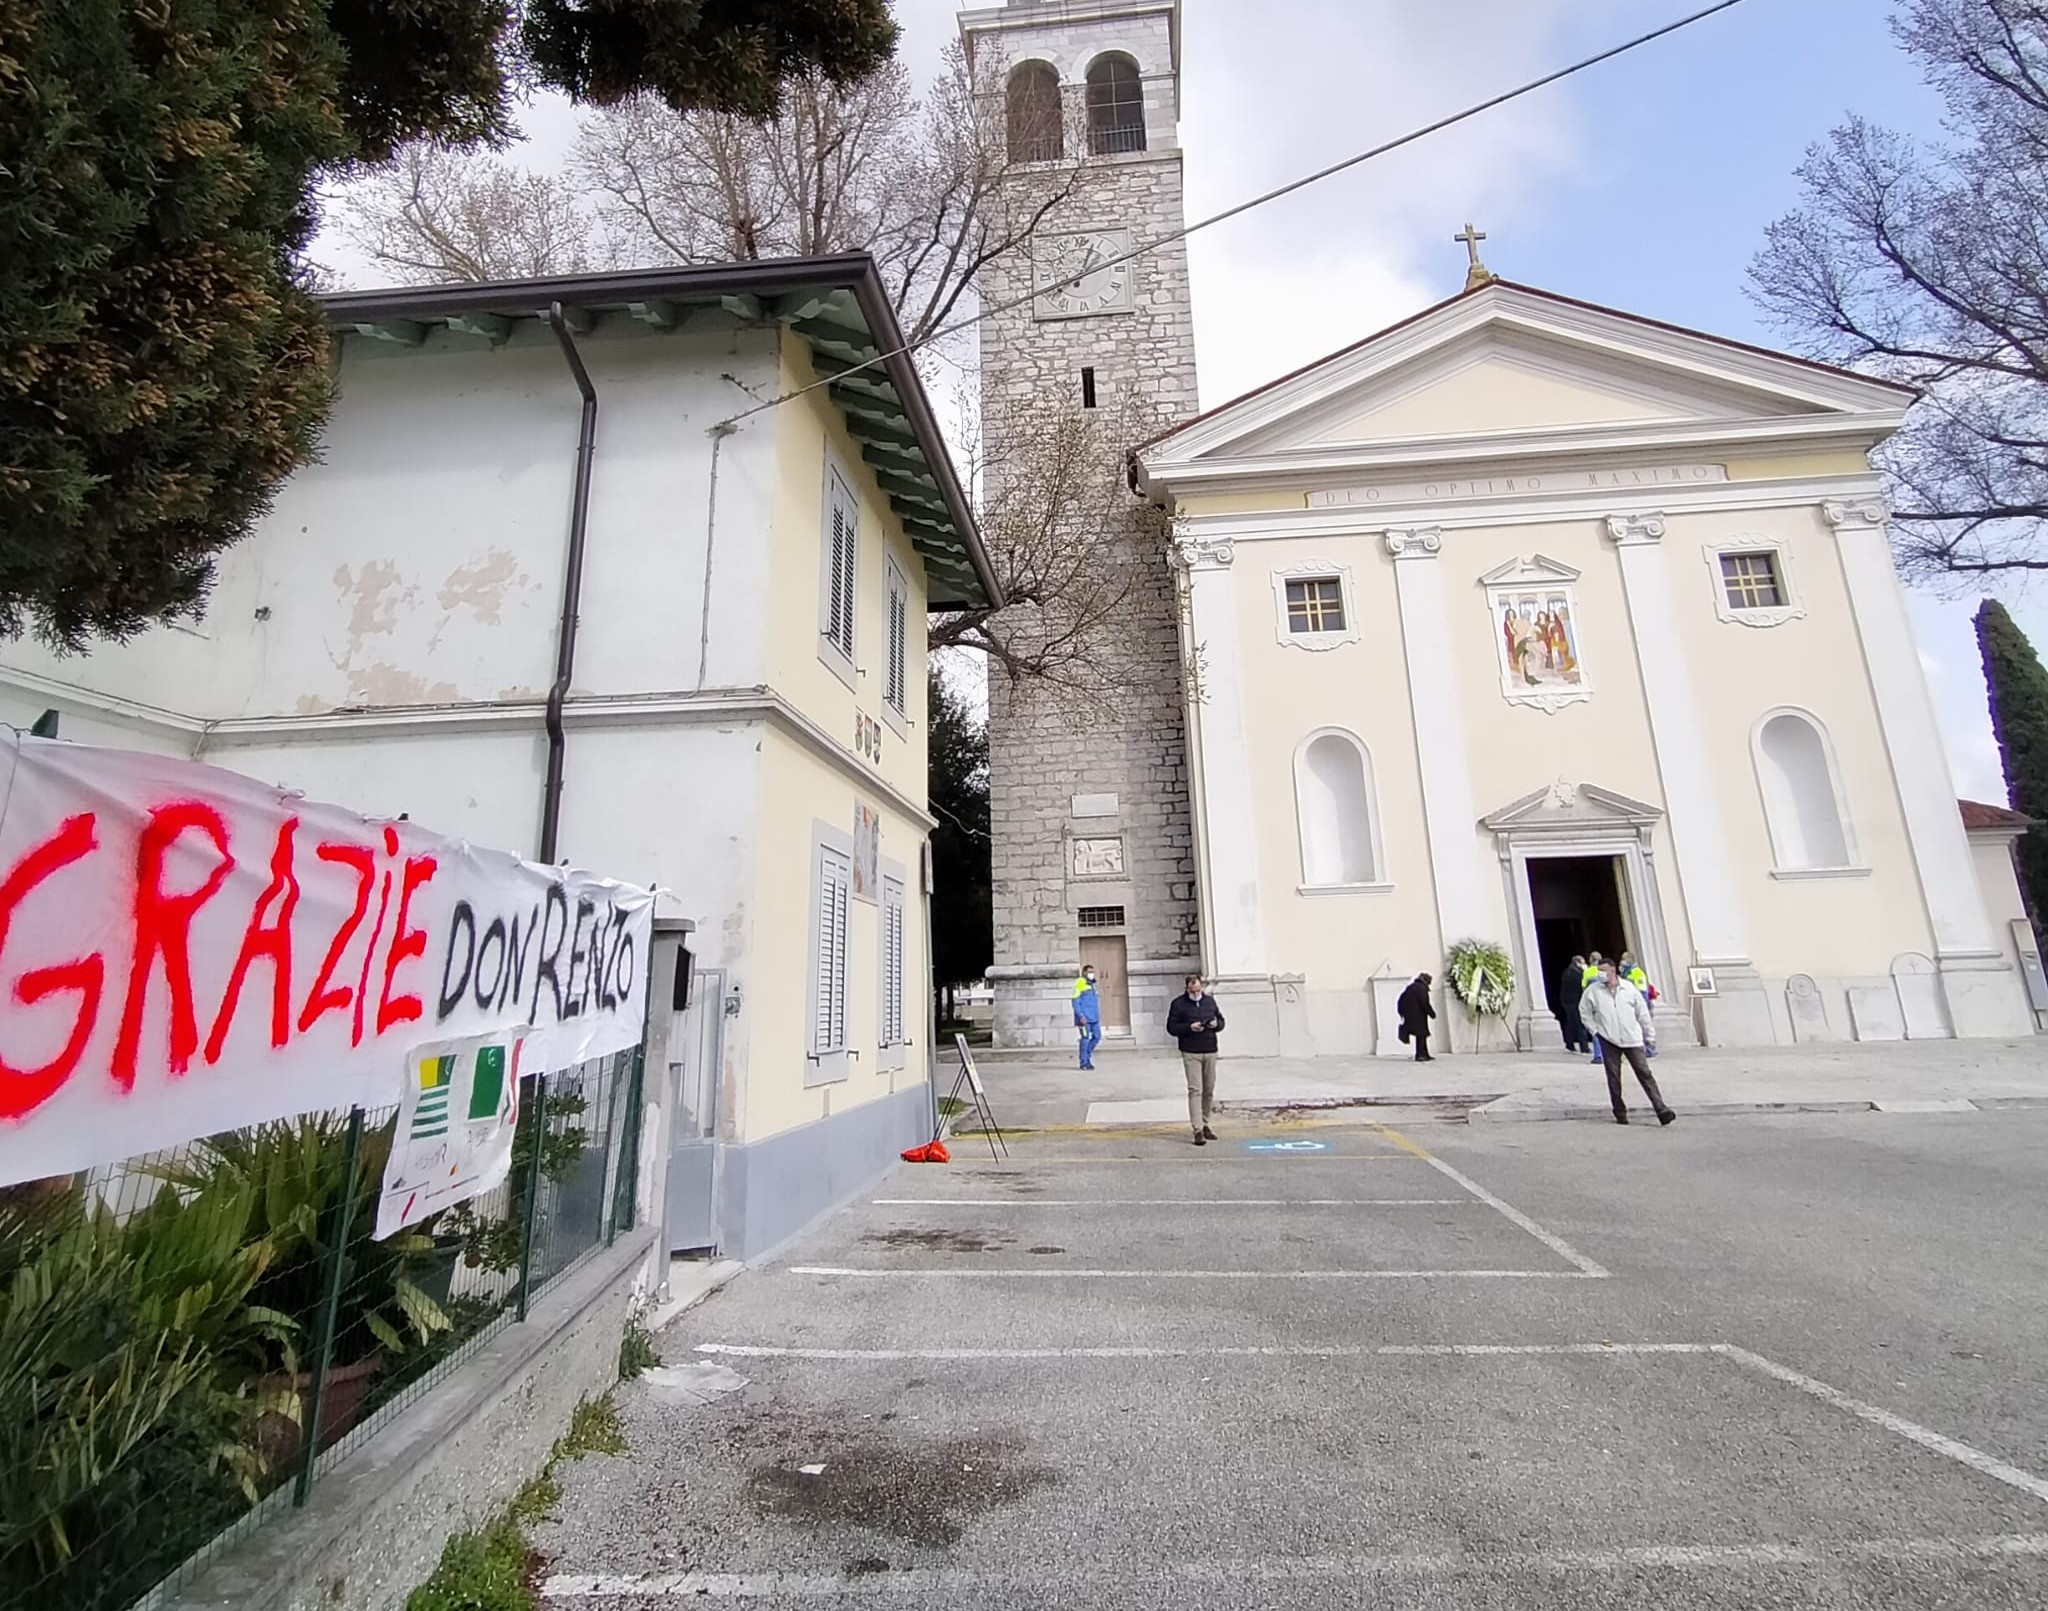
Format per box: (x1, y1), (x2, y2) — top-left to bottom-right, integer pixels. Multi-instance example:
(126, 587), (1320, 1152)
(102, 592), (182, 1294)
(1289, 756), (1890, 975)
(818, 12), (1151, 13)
(1165, 974), (1227, 1147)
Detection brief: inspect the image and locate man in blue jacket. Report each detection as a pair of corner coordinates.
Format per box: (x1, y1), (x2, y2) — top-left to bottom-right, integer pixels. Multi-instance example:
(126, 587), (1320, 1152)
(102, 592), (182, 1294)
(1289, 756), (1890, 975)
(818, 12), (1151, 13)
(1071, 964), (1102, 1070)
(1165, 974), (1227, 1146)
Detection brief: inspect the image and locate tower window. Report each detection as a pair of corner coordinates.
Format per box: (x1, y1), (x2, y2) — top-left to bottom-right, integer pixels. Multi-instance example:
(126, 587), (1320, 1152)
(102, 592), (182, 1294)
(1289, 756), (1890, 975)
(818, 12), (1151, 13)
(1081, 366), (1098, 409)
(1007, 62), (1064, 163)
(1086, 56), (1147, 155)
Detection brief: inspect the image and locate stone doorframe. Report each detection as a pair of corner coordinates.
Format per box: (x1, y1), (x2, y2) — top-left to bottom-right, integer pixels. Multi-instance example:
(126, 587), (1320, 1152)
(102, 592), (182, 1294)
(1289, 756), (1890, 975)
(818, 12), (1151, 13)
(1480, 782), (1687, 1050)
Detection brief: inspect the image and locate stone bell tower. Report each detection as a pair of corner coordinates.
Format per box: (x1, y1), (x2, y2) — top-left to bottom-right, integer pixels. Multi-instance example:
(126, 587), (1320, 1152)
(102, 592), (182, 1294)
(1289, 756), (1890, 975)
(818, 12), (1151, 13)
(958, 0), (1202, 1046)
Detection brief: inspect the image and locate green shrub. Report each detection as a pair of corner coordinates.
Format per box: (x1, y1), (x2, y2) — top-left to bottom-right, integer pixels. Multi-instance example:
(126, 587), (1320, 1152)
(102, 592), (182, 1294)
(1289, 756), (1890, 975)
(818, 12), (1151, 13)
(618, 1320), (658, 1381)
(0, 1177), (297, 1608)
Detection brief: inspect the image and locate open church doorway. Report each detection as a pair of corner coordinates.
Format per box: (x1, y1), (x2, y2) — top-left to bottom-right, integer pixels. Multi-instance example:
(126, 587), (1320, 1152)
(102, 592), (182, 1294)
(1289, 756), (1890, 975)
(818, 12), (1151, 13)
(1529, 855), (1635, 1019)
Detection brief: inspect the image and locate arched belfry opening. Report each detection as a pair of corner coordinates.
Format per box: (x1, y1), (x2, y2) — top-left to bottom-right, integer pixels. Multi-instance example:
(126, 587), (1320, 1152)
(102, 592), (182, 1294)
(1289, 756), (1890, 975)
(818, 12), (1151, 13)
(1007, 61), (1064, 163)
(1086, 55), (1147, 155)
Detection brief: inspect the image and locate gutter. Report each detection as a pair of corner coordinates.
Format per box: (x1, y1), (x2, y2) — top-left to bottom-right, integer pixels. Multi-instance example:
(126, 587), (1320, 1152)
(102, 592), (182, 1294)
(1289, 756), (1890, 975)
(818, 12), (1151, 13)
(540, 301), (598, 865)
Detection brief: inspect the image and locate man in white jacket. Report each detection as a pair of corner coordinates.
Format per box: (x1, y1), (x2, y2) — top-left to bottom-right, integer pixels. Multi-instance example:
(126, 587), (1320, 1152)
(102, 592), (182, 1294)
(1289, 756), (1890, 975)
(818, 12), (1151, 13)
(1579, 959), (1676, 1126)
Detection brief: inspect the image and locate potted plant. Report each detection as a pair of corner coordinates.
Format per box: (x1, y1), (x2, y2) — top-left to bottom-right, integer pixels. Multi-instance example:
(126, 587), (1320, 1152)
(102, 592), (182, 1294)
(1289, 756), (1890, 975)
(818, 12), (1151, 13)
(143, 1116), (455, 1457)
(1444, 938), (1518, 1053)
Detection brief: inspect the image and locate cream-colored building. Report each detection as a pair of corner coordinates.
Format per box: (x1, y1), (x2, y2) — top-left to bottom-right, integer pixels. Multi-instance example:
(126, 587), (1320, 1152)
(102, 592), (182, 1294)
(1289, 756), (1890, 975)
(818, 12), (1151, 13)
(0, 259), (1000, 1256)
(1134, 278), (2042, 1053)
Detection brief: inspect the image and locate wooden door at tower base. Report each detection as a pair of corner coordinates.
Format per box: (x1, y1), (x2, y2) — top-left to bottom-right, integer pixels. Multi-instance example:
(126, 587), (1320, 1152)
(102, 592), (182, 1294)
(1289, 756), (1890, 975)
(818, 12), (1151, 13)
(1079, 937), (1132, 1031)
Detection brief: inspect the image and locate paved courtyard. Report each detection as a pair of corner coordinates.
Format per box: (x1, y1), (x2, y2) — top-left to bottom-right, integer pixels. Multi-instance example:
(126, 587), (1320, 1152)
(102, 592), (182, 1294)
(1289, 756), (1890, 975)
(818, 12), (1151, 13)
(537, 1107), (2048, 1607)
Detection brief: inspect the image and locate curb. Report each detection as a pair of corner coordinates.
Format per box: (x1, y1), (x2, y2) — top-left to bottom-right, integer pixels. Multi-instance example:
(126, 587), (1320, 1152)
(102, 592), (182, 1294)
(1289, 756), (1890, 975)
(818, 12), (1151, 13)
(642, 1258), (744, 1335)
(1473, 1099), (1883, 1123)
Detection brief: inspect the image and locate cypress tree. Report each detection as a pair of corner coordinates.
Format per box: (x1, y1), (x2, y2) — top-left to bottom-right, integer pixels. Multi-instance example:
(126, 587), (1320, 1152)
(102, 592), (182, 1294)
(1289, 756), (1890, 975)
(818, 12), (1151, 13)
(928, 669), (992, 1011)
(0, 0), (897, 650)
(1975, 599), (2048, 946)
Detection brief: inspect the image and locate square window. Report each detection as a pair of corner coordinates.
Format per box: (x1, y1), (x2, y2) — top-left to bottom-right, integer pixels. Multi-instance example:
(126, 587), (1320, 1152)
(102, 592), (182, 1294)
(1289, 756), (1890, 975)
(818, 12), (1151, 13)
(1285, 578), (1346, 634)
(1720, 552), (1786, 611)
(1077, 905), (1126, 930)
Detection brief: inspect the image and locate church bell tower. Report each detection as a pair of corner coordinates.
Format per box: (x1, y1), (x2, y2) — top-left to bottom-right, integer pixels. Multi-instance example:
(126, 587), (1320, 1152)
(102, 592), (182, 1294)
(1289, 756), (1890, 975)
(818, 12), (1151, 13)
(958, 0), (1202, 1047)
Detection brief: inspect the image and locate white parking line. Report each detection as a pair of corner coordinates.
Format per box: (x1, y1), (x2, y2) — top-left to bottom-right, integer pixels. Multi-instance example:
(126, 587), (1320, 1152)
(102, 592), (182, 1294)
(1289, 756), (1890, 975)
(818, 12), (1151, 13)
(1377, 1125), (1612, 1277)
(681, 1335), (2048, 1513)
(789, 1266), (1601, 1280)
(1717, 1345), (2048, 1505)
(871, 1198), (1472, 1207)
(696, 1341), (1716, 1361)
(542, 1534), (2048, 1599)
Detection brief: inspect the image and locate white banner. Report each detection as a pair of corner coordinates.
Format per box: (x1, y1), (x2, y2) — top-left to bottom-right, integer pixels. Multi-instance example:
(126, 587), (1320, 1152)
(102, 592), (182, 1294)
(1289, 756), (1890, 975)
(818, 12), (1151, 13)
(0, 733), (654, 1185)
(374, 1031), (524, 1240)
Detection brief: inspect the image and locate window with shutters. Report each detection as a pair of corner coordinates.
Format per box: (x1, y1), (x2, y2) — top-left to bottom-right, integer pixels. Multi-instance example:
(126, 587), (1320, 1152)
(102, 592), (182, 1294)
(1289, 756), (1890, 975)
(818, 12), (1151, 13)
(807, 835), (853, 1084)
(883, 557), (910, 728)
(879, 872), (908, 1071)
(820, 465), (859, 685)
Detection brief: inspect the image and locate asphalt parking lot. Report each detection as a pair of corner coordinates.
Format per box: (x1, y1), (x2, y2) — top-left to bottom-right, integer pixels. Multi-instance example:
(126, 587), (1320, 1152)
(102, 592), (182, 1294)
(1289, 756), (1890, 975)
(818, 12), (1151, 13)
(536, 1108), (2048, 1607)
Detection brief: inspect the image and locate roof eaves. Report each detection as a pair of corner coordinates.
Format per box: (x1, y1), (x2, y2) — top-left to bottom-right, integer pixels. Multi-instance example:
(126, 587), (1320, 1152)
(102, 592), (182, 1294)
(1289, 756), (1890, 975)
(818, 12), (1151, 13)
(321, 257), (1001, 614)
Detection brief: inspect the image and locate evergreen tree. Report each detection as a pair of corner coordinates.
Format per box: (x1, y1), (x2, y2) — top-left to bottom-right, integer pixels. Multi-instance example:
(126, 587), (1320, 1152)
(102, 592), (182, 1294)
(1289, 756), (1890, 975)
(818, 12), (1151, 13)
(1976, 598), (2048, 945)
(927, 668), (991, 1013)
(0, 0), (896, 649)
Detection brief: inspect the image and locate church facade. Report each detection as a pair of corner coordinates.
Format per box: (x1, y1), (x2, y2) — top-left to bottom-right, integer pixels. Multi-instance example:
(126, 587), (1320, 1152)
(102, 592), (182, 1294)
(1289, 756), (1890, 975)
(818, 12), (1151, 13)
(1134, 278), (2041, 1052)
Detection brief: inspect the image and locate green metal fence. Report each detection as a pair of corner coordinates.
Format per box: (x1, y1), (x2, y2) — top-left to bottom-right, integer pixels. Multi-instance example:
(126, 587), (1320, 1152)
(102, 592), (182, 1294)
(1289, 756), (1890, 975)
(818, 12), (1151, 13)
(0, 1048), (645, 1611)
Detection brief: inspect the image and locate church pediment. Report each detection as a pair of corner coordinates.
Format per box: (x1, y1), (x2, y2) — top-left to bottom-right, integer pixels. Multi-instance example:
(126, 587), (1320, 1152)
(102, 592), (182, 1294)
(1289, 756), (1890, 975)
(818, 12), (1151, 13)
(1137, 282), (1915, 483)
(1481, 780), (1664, 837)
(1478, 554), (1580, 588)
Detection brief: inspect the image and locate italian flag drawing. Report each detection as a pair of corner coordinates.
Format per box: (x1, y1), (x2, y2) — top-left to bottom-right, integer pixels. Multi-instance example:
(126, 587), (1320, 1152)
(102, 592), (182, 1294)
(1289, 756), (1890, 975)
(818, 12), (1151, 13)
(375, 1031), (525, 1240)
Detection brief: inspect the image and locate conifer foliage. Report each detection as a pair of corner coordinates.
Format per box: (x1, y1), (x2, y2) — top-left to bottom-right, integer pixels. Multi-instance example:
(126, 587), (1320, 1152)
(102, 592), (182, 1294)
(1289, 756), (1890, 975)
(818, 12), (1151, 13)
(1975, 599), (2048, 944)
(0, 0), (896, 649)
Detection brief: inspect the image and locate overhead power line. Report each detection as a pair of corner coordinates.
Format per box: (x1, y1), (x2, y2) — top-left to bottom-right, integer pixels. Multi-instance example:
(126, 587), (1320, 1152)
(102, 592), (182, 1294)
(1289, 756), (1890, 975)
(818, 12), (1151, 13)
(717, 0), (1757, 428)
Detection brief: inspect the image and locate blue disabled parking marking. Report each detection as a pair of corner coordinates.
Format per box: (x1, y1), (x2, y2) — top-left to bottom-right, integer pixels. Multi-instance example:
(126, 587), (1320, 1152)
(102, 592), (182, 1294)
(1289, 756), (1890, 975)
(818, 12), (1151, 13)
(1243, 1139), (1332, 1155)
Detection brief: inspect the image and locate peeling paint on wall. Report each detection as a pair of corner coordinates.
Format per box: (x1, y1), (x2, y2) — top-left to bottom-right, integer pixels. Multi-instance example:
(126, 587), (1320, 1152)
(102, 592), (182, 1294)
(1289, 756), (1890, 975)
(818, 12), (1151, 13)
(334, 560), (415, 644)
(348, 663), (462, 707)
(437, 550), (528, 625)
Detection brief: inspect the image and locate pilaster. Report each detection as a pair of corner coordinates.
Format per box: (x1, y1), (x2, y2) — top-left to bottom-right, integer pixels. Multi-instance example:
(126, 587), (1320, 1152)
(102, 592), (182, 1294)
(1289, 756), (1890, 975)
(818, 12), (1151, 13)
(1604, 512), (1775, 1045)
(1177, 537), (1266, 978)
(1823, 497), (2034, 1038)
(1384, 529), (1495, 955)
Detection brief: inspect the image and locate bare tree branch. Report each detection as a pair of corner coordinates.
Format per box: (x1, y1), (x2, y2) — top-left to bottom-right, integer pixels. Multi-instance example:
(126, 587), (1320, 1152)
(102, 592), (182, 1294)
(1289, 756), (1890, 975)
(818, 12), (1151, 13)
(336, 146), (602, 285)
(336, 52), (1121, 684)
(1752, 0), (2048, 579)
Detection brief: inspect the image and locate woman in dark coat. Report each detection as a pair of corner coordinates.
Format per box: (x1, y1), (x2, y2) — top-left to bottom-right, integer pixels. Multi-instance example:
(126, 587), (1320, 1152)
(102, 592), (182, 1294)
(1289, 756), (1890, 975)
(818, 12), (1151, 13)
(1397, 972), (1437, 1063)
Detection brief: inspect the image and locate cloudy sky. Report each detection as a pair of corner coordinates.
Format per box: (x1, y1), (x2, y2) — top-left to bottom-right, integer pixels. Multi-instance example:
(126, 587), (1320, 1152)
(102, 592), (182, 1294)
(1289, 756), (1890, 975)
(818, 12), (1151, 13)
(338, 0), (2047, 802)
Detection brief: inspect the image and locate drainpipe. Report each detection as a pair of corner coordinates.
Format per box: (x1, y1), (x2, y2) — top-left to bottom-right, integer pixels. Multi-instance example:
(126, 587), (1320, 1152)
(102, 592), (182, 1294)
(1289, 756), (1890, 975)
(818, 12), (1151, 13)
(540, 302), (598, 865)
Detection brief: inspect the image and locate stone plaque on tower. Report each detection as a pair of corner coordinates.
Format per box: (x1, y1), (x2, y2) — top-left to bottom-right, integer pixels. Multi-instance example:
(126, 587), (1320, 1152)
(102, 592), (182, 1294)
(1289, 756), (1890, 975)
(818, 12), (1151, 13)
(959, 0), (1202, 1047)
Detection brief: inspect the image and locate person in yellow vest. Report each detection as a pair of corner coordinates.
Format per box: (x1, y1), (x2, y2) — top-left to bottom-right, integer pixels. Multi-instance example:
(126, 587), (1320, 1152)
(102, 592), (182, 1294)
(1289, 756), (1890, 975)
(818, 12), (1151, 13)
(1071, 965), (1102, 1071)
(1619, 952), (1654, 1004)
(1581, 952), (1605, 1065)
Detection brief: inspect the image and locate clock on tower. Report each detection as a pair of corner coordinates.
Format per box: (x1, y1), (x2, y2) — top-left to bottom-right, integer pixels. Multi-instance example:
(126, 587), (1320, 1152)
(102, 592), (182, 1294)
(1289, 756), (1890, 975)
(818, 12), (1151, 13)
(1033, 229), (1137, 320)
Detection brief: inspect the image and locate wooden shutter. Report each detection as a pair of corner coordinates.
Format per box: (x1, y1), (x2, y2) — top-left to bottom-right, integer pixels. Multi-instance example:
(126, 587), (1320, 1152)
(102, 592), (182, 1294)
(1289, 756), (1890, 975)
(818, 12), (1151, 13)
(835, 489), (858, 660)
(813, 847), (851, 1054)
(884, 562), (908, 713)
(882, 878), (906, 1046)
(824, 474), (858, 661)
(827, 505), (847, 649)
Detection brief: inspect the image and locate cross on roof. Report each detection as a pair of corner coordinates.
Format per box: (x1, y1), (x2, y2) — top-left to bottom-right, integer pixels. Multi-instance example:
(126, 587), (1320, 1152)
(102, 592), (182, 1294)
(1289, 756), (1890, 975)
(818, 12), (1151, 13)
(1455, 222), (1497, 291)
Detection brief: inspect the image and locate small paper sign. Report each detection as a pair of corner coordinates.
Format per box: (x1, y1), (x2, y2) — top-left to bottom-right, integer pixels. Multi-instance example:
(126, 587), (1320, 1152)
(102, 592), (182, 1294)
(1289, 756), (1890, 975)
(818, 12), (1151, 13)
(375, 1031), (525, 1239)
